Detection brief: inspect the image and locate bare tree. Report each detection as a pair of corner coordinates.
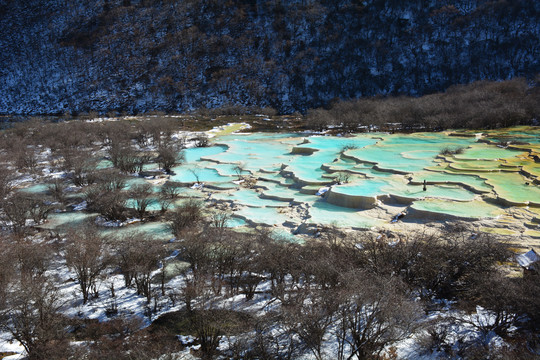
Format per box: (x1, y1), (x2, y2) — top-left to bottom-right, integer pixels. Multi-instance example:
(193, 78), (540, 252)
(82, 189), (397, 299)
(158, 182), (179, 213)
(107, 140), (139, 173)
(1, 192), (53, 233)
(85, 185), (127, 221)
(244, 313), (302, 360)
(334, 271), (421, 360)
(113, 233), (166, 303)
(12, 238), (53, 284)
(157, 145), (184, 174)
(0, 234), (14, 311)
(209, 210), (230, 237)
(84, 171), (129, 221)
(14, 144), (38, 173)
(177, 228), (213, 283)
(284, 289), (339, 360)
(167, 198), (205, 237)
(0, 164), (14, 200)
(129, 183), (154, 219)
(133, 151), (154, 174)
(463, 271), (523, 337)
(65, 226), (109, 304)
(61, 149), (98, 186)
(160, 182), (181, 200)
(189, 167), (201, 185)
(1, 193), (31, 233)
(95, 169), (127, 192)
(233, 162), (246, 180)
(0, 276), (68, 360)
(193, 133), (209, 147)
(47, 179), (66, 203)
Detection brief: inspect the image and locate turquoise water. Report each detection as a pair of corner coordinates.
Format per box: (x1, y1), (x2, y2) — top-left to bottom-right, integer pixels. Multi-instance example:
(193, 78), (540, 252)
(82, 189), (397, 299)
(410, 199), (503, 219)
(271, 228), (303, 243)
(169, 163), (231, 183)
(454, 143), (524, 160)
(206, 135), (300, 171)
(96, 159), (113, 169)
(233, 206), (291, 226)
(308, 201), (382, 228)
(208, 163), (251, 177)
(288, 135), (377, 183)
(20, 183), (50, 194)
(411, 171), (492, 193)
(331, 179), (392, 197)
(388, 184), (477, 201)
(125, 198), (163, 212)
(125, 177), (159, 191)
(183, 145), (227, 162)
(296, 135), (377, 152)
(226, 216), (247, 227)
(260, 181), (319, 203)
(212, 188), (286, 207)
(103, 221), (173, 241)
(40, 211), (97, 230)
(25, 129), (540, 232)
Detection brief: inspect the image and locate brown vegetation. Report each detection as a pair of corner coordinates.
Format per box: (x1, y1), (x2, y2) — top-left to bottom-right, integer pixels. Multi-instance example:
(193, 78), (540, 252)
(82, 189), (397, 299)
(306, 78), (540, 132)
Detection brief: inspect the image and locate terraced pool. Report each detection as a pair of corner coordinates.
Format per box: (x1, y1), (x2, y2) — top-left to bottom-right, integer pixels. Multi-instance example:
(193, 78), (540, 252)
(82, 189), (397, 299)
(189, 128), (540, 230)
(32, 127), (540, 244)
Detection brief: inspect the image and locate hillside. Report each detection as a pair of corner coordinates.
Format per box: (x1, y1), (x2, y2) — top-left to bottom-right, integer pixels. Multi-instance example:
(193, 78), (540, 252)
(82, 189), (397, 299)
(1, 0), (539, 114)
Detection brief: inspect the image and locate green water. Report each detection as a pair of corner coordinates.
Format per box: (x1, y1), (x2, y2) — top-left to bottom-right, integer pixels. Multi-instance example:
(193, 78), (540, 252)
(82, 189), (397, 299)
(482, 173), (540, 205)
(411, 171), (492, 193)
(454, 143), (524, 160)
(410, 199), (503, 219)
(40, 211), (97, 230)
(233, 206), (292, 226)
(20, 183), (50, 194)
(212, 188), (287, 207)
(345, 133), (475, 173)
(388, 183), (477, 201)
(102, 221), (174, 240)
(307, 201), (382, 228)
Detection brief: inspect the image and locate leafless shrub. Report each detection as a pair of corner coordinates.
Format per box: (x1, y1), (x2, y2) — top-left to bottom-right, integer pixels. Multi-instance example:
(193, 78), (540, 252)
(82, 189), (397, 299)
(157, 145), (184, 173)
(0, 276), (68, 360)
(65, 226), (110, 304)
(160, 182), (181, 200)
(1, 192), (53, 233)
(113, 233), (166, 303)
(334, 271), (422, 359)
(439, 146), (465, 156)
(47, 179), (66, 203)
(128, 183), (154, 218)
(167, 198), (205, 237)
(0, 164), (14, 200)
(84, 185), (126, 221)
(193, 133), (210, 147)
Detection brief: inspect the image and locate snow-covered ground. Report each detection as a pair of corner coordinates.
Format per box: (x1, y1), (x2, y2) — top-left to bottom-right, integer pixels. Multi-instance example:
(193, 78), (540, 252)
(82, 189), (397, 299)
(0, 121), (530, 359)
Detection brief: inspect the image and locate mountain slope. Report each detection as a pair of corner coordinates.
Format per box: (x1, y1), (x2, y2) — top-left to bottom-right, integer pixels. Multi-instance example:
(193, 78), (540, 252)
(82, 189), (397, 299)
(0, 0), (539, 114)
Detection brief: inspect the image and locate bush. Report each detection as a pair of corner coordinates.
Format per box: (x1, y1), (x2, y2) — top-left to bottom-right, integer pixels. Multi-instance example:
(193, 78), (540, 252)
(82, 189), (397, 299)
(439, 146), (466, 156)
(167, 198), (205, 236)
